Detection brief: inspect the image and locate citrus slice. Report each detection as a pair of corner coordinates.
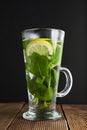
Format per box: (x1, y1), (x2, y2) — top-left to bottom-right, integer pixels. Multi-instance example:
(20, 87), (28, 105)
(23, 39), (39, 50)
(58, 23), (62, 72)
(25, 38), (53, 56)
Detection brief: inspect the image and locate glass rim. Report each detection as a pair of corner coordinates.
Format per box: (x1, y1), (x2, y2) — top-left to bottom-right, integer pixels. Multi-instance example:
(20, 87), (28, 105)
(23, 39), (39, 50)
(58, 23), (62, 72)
(21, 28), (65, 35)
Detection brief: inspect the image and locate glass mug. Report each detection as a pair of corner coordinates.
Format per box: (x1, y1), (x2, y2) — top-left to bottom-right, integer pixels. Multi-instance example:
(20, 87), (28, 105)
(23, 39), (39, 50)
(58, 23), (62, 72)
(22, 28), (73, 120)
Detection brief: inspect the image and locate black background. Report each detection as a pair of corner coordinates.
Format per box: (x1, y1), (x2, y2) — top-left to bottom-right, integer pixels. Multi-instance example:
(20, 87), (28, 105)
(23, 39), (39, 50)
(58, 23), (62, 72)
(0, 0), (87, 104)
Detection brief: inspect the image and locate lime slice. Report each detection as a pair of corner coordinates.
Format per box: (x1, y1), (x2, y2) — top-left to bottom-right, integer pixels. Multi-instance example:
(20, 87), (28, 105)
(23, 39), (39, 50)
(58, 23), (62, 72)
(25, 38), (53, 56)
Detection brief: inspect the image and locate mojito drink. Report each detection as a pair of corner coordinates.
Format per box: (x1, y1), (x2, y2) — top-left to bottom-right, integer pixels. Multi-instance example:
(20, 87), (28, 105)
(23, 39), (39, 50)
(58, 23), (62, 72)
(22, 38), (63, 109)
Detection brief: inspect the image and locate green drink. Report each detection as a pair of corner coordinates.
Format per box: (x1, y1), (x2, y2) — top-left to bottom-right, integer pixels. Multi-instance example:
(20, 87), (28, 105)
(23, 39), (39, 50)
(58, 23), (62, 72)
(22, 28), (72, 120)
(22, 38), (63, 107)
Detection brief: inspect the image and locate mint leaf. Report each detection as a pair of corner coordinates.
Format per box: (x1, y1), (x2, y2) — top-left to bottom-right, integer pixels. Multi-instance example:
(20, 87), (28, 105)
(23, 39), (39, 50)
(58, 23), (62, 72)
(44, 87), (54, 100)
(52, 46), (62, 65)
(26, 52), (50, 77)
(51, 68), (60, 88)
(36, 77), (45, 84)
(26, 74), (54, 101)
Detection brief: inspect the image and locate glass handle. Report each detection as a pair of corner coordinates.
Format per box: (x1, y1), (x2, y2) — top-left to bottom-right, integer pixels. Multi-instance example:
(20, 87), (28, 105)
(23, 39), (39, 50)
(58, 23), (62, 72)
(56, 67), (73, 97)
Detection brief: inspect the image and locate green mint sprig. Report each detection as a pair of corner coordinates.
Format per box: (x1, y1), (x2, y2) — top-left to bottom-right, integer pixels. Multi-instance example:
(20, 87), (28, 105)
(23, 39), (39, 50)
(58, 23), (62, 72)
(25, 44), (62, 108)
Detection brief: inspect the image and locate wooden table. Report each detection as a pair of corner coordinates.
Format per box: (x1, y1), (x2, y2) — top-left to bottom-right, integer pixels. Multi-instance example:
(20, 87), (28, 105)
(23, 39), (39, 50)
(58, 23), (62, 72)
(0, 103), (87, 130)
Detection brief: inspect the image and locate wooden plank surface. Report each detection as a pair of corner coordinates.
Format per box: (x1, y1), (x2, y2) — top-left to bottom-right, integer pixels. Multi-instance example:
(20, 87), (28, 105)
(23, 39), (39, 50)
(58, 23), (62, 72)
(0, 103), (87, 130)
(0, 102), (25, 130)
(7, 104), (68, 130)
(62, 105), (87, 130)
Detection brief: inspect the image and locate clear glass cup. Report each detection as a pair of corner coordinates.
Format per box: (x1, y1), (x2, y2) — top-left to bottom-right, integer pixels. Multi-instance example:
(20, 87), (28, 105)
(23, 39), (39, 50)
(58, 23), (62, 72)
(21, 28), (73, 120)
